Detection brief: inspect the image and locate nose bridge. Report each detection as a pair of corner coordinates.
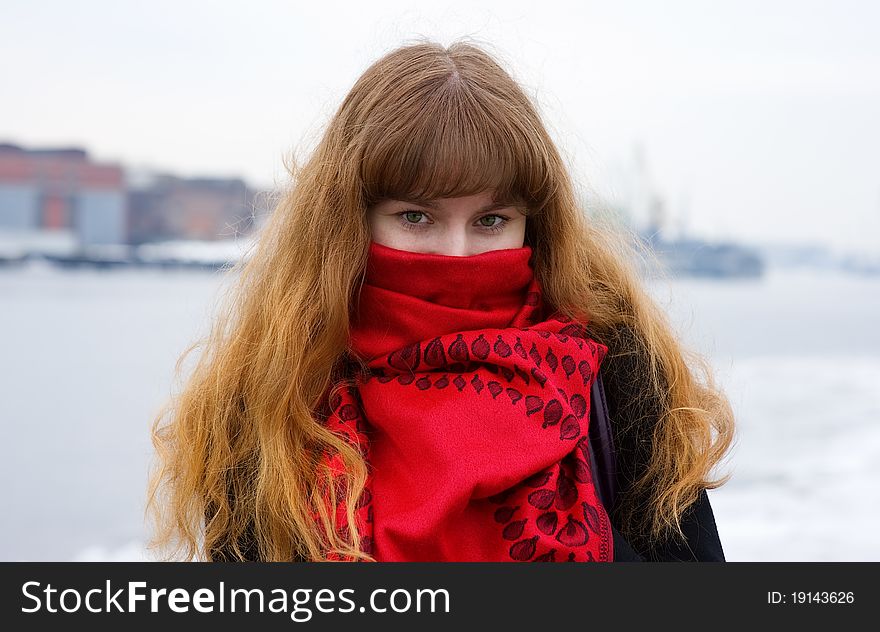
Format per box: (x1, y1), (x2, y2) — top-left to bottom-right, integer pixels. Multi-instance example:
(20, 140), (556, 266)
(439, 222), (471, 257)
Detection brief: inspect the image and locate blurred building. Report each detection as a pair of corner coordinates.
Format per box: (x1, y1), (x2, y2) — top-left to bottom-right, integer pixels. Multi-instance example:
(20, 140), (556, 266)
(127, 173), (264, 244)
(0, 142), (127, 245)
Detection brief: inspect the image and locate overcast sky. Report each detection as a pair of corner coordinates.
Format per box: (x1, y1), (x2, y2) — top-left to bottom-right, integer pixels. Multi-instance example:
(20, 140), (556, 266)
(3, 0), (879, 253)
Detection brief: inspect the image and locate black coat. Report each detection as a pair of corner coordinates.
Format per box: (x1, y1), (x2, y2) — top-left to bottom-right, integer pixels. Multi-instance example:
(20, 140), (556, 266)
(598, 326), (726, 562)
(609, 488), (725, 561)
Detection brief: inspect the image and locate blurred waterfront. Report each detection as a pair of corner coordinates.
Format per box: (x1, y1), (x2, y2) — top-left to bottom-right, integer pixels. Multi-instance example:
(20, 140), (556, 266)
(3, 0), (880, 563)
(1, 263), (877, 561)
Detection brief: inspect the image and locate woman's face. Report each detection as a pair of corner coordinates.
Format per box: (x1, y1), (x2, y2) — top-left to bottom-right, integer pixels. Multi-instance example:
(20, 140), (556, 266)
(367, 190), (527, 256)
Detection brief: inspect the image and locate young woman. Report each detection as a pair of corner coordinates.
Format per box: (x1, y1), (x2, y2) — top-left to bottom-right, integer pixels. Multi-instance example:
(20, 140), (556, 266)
(147, 39), (735, 563)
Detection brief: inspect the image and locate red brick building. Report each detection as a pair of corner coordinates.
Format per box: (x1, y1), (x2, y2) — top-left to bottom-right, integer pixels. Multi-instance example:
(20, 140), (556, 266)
(0, 143), (127, 245)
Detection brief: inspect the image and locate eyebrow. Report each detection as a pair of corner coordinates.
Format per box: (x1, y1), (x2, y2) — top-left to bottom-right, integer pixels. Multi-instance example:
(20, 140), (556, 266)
(397, 197), (515, 213)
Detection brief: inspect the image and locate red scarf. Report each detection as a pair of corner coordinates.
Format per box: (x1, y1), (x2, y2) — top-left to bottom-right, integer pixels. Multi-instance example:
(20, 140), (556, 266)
(319, 241), (613, 562)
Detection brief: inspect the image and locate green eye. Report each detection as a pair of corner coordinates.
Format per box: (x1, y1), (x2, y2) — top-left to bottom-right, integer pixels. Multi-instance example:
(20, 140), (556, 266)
(404, 211), (423, 223)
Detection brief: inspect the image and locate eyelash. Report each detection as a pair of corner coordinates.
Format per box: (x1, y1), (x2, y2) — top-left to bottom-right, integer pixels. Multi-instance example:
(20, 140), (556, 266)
(396, 210), (511, 234)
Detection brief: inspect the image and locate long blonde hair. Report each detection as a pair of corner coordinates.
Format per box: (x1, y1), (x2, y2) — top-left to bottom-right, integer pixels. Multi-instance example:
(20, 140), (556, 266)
(146, 37), (735, 562)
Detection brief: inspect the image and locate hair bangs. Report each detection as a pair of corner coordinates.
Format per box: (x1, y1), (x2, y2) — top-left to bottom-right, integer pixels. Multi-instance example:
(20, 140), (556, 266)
(359, 85), (552, 211)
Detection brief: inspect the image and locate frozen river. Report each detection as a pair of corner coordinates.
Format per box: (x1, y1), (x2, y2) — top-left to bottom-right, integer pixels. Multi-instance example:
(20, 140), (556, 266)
(1, 263), (878, 561)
